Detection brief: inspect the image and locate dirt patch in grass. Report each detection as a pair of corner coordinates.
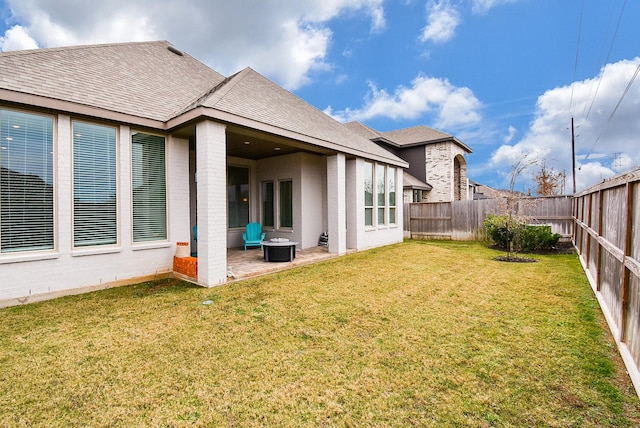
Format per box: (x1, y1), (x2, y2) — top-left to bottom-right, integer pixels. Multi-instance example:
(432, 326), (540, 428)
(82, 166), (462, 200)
(493, 255), (539, 262)
(1, 240), (638, 427)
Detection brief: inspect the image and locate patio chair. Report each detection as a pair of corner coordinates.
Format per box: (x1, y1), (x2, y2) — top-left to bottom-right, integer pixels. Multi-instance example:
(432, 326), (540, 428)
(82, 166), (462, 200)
(243, 222), (265, 251)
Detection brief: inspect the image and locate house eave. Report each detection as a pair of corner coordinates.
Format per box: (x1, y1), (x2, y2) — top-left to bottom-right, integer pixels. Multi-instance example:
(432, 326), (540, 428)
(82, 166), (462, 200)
(168, 106), (409, 168)
(0, 88), (166, 130)
(394, 136), (473, 153)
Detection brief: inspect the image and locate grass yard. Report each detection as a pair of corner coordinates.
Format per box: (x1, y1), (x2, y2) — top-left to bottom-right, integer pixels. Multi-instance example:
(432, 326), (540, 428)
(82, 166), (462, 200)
(1, 240), (639, 427)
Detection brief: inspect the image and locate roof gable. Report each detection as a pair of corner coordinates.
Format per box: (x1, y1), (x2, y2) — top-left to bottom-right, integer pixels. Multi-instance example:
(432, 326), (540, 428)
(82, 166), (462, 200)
(0, 41), (226, 122)
(198, 68), (406, 165)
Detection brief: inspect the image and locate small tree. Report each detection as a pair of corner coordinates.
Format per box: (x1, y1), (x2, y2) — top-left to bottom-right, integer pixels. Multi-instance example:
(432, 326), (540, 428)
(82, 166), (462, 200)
(533, 163), (565, 196)
(502, 155), (537, 259)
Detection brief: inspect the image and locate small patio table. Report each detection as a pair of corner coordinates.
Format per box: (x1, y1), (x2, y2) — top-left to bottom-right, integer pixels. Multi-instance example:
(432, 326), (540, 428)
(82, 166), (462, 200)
(262, 239), (298, 262)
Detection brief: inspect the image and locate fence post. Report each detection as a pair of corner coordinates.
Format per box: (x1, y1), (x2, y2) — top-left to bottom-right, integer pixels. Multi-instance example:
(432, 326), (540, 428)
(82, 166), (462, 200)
(621, 181), (634, 342)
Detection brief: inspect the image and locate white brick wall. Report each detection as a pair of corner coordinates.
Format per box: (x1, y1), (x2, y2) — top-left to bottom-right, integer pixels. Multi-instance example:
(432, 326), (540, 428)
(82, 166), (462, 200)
(345, 158), (403, 251)
(195, 120), (227, 286)
(0, 115), (189, 305)
(327, 154), (347, 255)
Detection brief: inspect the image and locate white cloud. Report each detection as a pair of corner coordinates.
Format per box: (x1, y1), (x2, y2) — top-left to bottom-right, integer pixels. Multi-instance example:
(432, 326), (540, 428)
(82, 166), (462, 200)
(0, 25), (38, 51)
(420, 0), (460, 44)
(325, 74), (482, 128)
(472, 0), (520, 14)
(503, 126), (517, 143)
(489, 57), (640, 191)
(0, 0), (386, 90)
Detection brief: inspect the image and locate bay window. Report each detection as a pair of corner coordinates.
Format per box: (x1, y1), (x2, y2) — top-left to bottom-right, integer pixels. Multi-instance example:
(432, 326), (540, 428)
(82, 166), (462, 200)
(364, 161), (397, 228)
(364, 162), (374, 227)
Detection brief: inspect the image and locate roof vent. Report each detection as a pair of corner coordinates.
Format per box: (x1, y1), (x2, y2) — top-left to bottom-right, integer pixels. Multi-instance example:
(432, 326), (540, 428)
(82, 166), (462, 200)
(167, 46), (184, 56)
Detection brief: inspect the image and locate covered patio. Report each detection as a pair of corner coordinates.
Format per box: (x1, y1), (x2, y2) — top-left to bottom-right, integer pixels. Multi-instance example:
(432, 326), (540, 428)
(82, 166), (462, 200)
(173, 245), (340, 283)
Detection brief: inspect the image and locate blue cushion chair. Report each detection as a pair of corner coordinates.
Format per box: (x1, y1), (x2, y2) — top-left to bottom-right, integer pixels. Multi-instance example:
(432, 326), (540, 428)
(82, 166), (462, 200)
(243, 222), (265, 251)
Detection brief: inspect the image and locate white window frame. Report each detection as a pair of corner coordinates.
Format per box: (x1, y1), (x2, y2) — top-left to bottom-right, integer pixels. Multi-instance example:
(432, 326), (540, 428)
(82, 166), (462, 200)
(261, 180), (274, 229)
(131, 131), (167, 243)
(278, 179), (293, 229)
(0, 108), (56, 255)
(365, 162), (397, 229)
(72, 120), (118, 248)
(364, 161), (374, 227)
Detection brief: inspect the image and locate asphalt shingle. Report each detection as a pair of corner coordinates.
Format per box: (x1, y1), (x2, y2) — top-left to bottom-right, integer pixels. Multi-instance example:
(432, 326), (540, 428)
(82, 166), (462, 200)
(0, 41), (225, 121)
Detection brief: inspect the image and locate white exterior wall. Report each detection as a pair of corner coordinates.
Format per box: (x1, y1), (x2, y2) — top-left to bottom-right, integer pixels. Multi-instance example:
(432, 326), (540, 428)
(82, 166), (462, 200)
(301, 154), (326, 249)
(0, 115), (190, 306)
(256, 152), (325, 249)
(195, 120), (227, 286)
(327, 154), (346, 255)
(345, 158), (404, 251)
(422, 142), (469, 202)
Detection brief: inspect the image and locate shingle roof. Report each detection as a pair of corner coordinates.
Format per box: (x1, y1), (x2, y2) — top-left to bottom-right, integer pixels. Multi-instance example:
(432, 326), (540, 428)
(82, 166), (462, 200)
(0, 41), (225, 122)
(0, 41), (407, 166)
(383, 125), (452, 145)
(383, 125), (472, 153)
(345, 122), (472, 154)
(197, 68), (406, 165)
(344, 121), (387, 141)
(403, 171), (432, 191)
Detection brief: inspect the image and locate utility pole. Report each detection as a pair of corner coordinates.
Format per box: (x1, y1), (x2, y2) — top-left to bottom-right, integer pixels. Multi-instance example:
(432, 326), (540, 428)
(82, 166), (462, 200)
(571, 117), (576, 193)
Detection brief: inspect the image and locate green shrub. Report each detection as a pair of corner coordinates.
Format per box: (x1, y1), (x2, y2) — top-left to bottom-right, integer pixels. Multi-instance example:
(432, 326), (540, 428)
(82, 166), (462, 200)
(484, 214), (513, 248)
(520, 224), (562, 251)
(484, 214), (561, 252)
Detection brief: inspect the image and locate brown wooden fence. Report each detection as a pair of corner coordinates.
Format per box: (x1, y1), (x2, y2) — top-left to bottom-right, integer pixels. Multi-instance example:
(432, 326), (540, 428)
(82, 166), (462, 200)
(405, 195), (573, 241)
(574, 169), (640, 393)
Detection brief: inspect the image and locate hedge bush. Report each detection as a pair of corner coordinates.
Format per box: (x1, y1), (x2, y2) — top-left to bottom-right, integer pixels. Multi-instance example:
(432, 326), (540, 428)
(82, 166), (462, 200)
(484, 214), (561, 252)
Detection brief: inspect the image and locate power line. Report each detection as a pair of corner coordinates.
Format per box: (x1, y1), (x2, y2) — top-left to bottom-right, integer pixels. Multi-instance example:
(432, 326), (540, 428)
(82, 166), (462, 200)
(569, 0), (584, 115)
(583, 0), (627, 122)
(580, 0), (618, 119)
(580, 0), (631, 164)
(608, 60), (640, 122)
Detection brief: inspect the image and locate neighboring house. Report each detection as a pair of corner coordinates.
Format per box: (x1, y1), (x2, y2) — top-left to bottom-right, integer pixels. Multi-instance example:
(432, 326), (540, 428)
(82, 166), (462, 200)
(469, 180), (501, 200)
(346, 122), (472, 203)
(0, 41), (407, 304)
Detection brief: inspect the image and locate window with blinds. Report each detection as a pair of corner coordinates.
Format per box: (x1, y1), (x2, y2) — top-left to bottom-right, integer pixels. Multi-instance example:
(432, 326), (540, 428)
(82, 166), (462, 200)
(0, 109), (54, 253)
(73, 122), (117, 247)
(132, 132), (166, 242)
(364, 162), (374, 226)
(388, 167), (397, 224)
(376, 164), (386, 225)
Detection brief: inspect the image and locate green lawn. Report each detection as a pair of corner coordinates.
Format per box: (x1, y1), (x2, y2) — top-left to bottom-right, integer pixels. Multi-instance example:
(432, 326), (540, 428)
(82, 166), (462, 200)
(1, 240), (639, 427)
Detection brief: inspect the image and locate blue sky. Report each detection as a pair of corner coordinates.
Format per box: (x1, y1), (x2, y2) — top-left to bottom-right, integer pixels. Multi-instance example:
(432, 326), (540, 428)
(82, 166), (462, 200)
(1, 0), (638, 192)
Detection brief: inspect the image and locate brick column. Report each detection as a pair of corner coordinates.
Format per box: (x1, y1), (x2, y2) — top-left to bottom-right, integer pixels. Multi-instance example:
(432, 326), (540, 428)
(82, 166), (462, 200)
(195, 120), (227, 286)
(327, 154), (346, 255)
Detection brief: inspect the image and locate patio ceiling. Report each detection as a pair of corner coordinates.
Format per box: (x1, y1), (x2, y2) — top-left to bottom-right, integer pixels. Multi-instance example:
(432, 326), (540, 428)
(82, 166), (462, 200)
(226, 125), (336, 160)
(173, 122), (337, 160)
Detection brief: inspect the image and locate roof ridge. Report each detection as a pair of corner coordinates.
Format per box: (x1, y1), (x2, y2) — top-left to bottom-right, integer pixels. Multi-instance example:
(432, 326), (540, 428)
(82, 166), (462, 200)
(383, 124), (452, 138)
(175, 67), (248, 116)
(0, 40), (170, 57)
(348, 121), (385, 137)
